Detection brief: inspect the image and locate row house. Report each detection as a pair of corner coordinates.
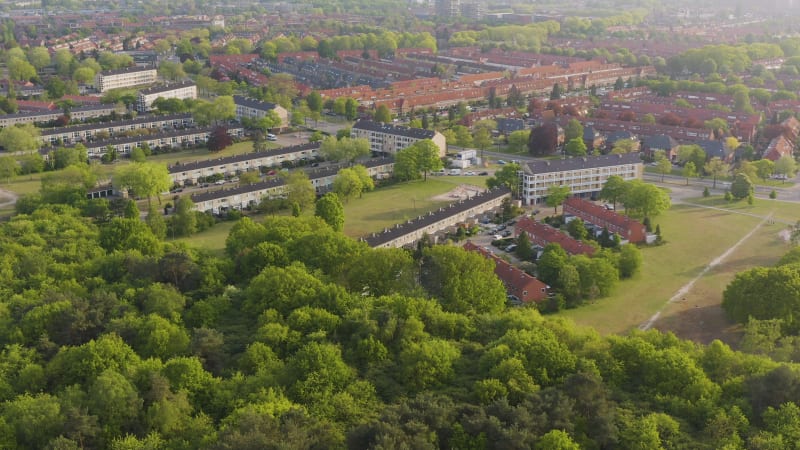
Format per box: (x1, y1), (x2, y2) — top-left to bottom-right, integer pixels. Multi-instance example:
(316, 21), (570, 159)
(763, 135), (794, 161)
(519, 153), (643, 206)
(71, 126), (243, 158)
(575, 117), (714, 142)
(364, 188), (511, 248)
(0, 104), (118, 128)
(93, 67), (157, 93)
(169, 142), (321, 185)
(515, 216), (596, 256)
(463, 241), (549, 304)
(351, 120), (447, 157)
(562, 197), (646, 244)
(191, 158), (395, 214)
(39, 113), (194, 146)
(136, 82), (197, 113)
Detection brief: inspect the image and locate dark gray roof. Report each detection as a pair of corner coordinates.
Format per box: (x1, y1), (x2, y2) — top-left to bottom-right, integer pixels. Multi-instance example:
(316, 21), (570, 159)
(191, 178), (286, 203)
(138, 81), (196, 96)
(352, 119), (436, 140)
(642, 134), (678, 150)
(605, 130), (636, 145)
(68, 126), (219, 149)
(696, 139), (726, 159)
(583, 126), (598, 141)
(190, 157), (394, 203)
(522, 153), (641, 175)
(497, 118), (525, 134)
(169, 142), (321, 174)
(99, 66), (156, 77)
(363, 187), (511, 247)
(233, 95), (278, 111)
(1, 104), (115, 120)
(40, 113), (193, 136)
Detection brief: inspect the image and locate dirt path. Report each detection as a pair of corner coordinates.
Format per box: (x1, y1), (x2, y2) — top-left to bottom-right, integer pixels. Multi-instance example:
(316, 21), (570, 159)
(639, 212), (772, 332)
(0, 188), (17, 209)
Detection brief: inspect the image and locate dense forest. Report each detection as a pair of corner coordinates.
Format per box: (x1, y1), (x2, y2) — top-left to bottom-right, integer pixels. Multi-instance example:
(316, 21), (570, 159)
(0, 204), (797, 449)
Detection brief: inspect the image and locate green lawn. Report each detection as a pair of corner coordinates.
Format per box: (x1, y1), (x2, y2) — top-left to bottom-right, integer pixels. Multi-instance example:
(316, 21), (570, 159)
(174, 176), (489, 253)
(172, 219), (240, 256)
(343, 176), (488, 237)
(559, 196), (796, 335)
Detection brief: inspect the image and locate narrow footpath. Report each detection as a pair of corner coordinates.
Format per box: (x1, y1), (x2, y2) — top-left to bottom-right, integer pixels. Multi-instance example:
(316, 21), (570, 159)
(638, 212), (772, 331)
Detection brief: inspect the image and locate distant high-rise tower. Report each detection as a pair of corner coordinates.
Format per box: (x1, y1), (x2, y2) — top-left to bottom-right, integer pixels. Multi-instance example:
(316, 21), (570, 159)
(436, 0), (461, 17)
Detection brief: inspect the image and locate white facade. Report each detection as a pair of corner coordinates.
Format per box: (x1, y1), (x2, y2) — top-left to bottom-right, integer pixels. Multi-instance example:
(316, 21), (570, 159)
(94, 67), (157, 93)
(520, 153), (643, 205)
(351, 120), (447, 157)
(137, 83), (197, 112)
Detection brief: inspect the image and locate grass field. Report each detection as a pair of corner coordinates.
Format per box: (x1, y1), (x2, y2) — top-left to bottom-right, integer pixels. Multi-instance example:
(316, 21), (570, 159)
(172, 219), (241, 256)
(343, 176), (488, 237)
(560, 196), (797, 340)
(173, 176), (490, 253)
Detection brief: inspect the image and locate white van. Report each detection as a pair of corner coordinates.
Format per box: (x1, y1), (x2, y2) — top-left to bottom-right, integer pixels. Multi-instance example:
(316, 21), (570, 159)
(266, 133), (277, 141)
(449, 169), (462, 176)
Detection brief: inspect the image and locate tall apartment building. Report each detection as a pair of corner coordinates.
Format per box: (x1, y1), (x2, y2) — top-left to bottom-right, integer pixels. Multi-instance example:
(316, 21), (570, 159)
(436, 0), (461, 17)
(137, 82), (197, 112)
(519, 153), (642, 205)
(350, 120), (447, 157)
(94, 67), (157, 93)
(232, 95), (289, 130)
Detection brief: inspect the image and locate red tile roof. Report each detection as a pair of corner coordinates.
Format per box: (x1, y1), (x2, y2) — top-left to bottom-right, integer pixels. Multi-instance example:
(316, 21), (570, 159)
(463, 241), (549, 303)
(563, 197), (646, 244)
(515, 216), (596, 256)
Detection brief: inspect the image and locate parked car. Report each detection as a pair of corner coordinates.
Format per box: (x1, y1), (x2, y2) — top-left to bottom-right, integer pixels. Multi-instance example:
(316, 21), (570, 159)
(464, 171), (476, 176)
(266, 133), (278, 141)
(478, 171), (489, 176)
(215, 180), (225, 185)
(497, 160), (507, 165)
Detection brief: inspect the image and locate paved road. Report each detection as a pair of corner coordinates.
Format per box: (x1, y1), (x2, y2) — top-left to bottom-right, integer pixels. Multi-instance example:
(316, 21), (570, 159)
(644, 172), (800, 202)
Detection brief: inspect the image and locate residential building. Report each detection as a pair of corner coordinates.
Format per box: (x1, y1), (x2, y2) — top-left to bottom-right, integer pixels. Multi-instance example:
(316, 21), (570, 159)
(436, 0), (460, 17)
(94, 67), (157, 92)
(68, 126), (244, 158)
(519, 153), (643, 205)
(641, 134), (679, 160)
(764, 135), (794, 161)
(232, 95), (289, 130)
(39, 113), (194, 146)
(363, 188), (511, 248)
(0, 104), (118, 128)
(191, 158), (395, 214)
(137, 82), (197, 112)
(169, 142), (321, 185)
(463, 241), (549, 304)
(515, 216), (596, 256)
(562, 197), (647, 244)
(351, 120), (447, 157)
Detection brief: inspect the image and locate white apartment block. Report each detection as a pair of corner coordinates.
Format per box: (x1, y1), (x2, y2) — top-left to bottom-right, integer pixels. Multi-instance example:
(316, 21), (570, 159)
(350, 120), (447, 157)
(232, 95), (289, 130)
(520, 153), (643, 205)
(137, 82), (197, 112)
(94, 67), (157, 93)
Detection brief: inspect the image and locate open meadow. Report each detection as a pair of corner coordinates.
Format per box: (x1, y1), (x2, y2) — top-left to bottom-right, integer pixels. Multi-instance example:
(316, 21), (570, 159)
(174, 175), (490, 253)
(560, 195), (798, 344)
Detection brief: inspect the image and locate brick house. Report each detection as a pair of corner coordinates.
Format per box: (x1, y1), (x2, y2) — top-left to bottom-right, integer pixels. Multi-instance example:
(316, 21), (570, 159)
(463, 241), (549, 303)
(562, 197), (647, 244)
(515, 216), (596, 256)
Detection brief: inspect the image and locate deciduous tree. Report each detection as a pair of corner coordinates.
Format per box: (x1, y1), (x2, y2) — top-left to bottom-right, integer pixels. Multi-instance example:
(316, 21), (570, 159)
(315, 193), (344, 231)
(546, 185), (571, 214)
(704, 157), (730, 188)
